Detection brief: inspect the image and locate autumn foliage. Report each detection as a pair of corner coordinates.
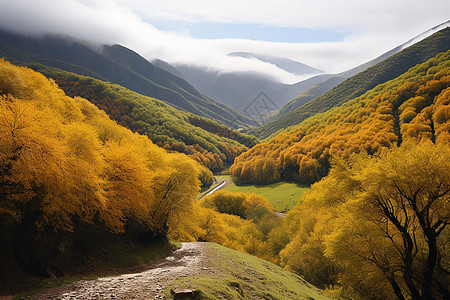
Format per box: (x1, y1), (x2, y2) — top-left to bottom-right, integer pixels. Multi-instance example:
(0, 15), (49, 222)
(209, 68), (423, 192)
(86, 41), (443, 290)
(231, 51), (450, 185)
(0, 59), (205, 277)
(278, 142), (450, 299)
(44, 70), (253, 172)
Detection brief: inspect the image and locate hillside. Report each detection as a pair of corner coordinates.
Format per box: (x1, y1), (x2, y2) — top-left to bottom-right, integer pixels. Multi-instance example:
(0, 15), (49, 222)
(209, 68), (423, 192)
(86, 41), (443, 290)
(253, 26), (450, 139)
(0, 59), (205, 282)
(279, 76), (346, 115)
(169, 243), (329, 300)
(231, 50), (450, 185)
(17, 243), (329, 300)
(29, 65), (257, 172)
(0, 30), (256, 128)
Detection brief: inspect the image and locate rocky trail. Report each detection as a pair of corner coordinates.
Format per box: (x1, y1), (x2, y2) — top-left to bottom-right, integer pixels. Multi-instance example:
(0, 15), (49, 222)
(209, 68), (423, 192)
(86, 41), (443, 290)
(23, 243), (206, 300)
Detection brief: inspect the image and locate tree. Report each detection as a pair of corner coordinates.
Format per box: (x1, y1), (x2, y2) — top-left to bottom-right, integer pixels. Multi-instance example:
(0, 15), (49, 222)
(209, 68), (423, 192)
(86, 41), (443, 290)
(151, 154), (200, 234)
(326, 142), (450, 299)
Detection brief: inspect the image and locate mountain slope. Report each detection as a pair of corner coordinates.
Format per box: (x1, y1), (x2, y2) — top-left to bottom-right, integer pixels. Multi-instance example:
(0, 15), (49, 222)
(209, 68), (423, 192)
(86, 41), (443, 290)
(27, 65), (257, 171)
(231, 50), (450, 185)
(279, 20), (450, 116)
(0, 29), (255, 128)
(253, 26), (450, 139)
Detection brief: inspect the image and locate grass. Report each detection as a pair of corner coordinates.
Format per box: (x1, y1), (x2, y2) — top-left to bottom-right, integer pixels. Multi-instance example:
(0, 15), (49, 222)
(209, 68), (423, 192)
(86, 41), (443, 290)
(166, 243), (329, 300)
(220, 175), (310, 212)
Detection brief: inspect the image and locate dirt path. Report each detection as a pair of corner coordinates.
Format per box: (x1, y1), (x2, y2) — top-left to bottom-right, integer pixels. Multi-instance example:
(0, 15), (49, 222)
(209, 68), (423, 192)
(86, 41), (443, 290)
(199, 177), (232, 199)
(24, 243), (206, 300)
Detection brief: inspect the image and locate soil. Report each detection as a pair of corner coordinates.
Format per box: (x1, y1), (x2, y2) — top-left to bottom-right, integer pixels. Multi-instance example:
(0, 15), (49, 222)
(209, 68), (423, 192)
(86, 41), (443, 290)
(22, 242), (208, 300)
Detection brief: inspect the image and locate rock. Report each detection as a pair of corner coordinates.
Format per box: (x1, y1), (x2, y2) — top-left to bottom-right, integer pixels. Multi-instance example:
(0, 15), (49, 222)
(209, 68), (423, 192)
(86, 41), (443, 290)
(170, 288), (198, 299)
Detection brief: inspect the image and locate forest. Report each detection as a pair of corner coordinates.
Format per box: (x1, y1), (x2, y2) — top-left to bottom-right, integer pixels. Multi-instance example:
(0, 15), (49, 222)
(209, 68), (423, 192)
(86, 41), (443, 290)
(231, 50), (450, 185)
(0, 59), (211, 279)
(0, 59), (282, 287)
(31, 66), (256, 173)
(254, 27), (450, 139)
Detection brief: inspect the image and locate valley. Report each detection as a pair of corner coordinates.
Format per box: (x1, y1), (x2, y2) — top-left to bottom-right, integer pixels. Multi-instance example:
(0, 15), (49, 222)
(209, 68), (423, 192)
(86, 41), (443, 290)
(0, 6), (449, 300)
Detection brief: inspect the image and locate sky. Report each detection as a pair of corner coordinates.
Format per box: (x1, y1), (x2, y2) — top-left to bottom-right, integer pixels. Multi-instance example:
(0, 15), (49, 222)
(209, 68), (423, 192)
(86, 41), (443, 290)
(0, 0), (449, 83)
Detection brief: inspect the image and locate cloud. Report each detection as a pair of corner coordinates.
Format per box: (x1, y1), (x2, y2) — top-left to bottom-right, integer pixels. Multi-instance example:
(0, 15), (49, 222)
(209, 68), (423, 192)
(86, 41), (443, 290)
(0, 0), (448, 83)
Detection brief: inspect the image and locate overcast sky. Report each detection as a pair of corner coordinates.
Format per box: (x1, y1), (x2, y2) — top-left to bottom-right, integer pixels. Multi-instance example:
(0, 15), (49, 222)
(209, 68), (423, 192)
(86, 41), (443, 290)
(0, 0), (449, 83)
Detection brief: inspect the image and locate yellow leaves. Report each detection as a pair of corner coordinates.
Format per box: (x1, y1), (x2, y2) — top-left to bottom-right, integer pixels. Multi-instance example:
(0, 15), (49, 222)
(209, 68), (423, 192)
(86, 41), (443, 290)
(102, 141), (154, 231)
(0, 59), (205, 237)
(0, 59), (29, 98)
(63, 122), (102, 164)
(201, 190), (275, 221)
(290, 142), (450, 298)
(0, 96), (63, 192)
(232, 52), (450, 186)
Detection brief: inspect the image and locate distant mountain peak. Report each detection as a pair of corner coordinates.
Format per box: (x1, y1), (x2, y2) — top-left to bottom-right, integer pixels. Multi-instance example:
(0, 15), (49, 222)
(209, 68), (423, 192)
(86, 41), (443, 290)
(228, 52), (324, 76)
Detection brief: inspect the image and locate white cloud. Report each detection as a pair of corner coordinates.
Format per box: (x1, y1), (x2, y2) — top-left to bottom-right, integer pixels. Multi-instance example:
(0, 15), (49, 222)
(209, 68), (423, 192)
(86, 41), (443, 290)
(0, 0), (448, 83)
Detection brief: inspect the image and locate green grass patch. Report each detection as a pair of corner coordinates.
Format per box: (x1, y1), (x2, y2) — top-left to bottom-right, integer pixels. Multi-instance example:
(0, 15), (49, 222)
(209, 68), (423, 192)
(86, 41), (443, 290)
(167, 243), (329, 300)
(221, 176), (309, 212)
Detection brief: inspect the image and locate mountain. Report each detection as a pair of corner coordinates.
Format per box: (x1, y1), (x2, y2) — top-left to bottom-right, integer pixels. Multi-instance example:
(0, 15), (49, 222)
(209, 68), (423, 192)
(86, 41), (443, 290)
(32, 65), (258, 172)
(229, 52), (323, 75)
(169, 63), (330, 112)
(230, 49), (450, 185)
(0, 29), (256, 128)
(252, 26), (450, 139)
(278, 20), (450, 116)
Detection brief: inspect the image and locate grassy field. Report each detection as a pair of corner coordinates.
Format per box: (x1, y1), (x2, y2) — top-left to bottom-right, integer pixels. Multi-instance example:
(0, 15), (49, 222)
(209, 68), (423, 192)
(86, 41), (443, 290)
(166, 243), (329, 300)
(218, 175), (309, 212)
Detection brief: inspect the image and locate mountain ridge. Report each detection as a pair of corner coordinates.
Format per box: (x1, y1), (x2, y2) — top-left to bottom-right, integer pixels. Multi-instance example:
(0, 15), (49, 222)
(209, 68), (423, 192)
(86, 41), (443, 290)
(252, 26), (450, 139)
(0, 29), (256, 128)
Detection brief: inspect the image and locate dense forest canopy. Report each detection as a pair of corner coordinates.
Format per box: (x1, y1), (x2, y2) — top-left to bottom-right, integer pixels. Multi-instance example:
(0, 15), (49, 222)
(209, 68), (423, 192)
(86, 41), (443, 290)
(28, 66), (257, 173)
(278, 142), (450, 299)
(231, 50), (450, 185)
(0, 59), (209, 277)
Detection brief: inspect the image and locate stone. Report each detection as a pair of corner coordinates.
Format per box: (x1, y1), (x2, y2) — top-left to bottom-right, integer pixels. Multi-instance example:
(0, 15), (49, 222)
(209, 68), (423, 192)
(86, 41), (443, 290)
(170, 288), (198, 299)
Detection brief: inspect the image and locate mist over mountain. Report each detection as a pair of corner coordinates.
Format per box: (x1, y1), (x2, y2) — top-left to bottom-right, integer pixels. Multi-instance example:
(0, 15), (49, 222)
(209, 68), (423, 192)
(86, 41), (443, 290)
(0, 29), (256, 128)
(155, 21), (449, 115)
(161, 61), (330, 112)
(228, 52), (324, 76)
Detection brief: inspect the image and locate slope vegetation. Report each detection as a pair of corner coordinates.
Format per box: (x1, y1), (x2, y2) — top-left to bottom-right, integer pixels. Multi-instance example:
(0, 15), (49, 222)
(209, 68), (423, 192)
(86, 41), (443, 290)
(254, 26), (450, 139)
(0, 59), (204, 280)
(169, 243), (329, 300)
(231, 50), (450, 185)
(32, 65), (257, 172)
(0, 30), (255, 128)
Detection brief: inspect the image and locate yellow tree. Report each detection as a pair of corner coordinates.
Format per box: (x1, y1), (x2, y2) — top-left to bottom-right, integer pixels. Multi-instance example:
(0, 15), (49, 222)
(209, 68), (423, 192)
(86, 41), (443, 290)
(326, 142), (450, 299)
(151, 154), (200, 235)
